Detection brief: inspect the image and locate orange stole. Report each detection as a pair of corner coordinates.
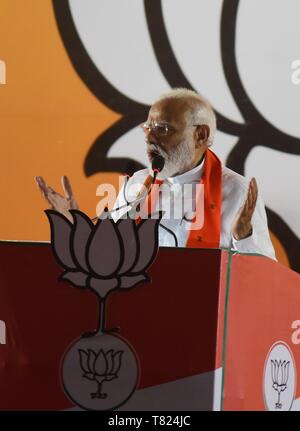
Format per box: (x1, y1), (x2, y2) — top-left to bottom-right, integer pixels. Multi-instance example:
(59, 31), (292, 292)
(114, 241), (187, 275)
(186, 149), (222, 248)
(136, 149), (222, 248)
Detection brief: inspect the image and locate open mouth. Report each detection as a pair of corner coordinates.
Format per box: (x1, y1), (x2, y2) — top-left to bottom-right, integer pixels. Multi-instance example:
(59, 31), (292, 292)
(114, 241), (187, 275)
(147, 148), (161, 160)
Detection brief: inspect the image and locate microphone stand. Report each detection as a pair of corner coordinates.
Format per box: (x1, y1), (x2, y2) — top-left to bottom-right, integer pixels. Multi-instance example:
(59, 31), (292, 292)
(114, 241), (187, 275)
(91, 155), (164, 222)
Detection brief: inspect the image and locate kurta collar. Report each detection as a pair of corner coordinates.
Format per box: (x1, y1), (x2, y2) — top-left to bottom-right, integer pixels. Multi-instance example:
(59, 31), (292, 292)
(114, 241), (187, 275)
(165, 157), (205, 185)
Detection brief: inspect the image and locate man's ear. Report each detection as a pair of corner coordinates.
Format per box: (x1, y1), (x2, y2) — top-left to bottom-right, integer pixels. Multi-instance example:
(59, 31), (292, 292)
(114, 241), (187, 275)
(195, 125), (210, 148)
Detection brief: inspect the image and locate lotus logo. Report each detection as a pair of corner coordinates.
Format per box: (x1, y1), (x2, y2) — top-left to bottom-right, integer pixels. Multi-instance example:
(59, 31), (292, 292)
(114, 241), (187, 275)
(46, 209), (162, 410)
(264, 342), (296, 411)
(79, 348), (123, 399)
(46, 209), (162, 300)
(270, 359), (290, 409)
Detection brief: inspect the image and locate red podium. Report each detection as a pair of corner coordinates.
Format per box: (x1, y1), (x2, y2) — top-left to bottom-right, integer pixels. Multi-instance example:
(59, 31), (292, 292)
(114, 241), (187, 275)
(0, 241), (299, 411)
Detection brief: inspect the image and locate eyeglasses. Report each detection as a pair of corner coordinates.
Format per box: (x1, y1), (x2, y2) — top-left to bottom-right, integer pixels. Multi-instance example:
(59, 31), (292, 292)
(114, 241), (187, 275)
(141, 121), (200, 137)
(140, 121), (175, 137)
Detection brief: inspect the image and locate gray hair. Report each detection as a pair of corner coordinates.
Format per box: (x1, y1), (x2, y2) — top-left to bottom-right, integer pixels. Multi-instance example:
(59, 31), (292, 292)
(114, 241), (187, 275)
(155, 88), (216, 146)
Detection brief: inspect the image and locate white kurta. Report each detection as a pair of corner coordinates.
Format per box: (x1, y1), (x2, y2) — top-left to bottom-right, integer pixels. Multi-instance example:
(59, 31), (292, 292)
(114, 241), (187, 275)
(112, 160), (276, 260)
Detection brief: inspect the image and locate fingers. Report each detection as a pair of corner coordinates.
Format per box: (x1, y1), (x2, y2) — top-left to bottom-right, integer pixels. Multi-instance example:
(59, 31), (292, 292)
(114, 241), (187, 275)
(35, 176), (48, 195)
(35, 176), (54, 206)
(247, 177), (258, 214)
(232, 178), (258, 240)
(61, 175), (74, 200)
(62, 175), (79, 209)
(35, 176), (63, 206)
(239, 178), (258, 218)
(69, 198), (79, 210)
(251, 177), (258, 206)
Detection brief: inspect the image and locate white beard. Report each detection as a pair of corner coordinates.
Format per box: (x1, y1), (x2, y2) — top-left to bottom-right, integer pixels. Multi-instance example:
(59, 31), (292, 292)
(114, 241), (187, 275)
(147, 138), (195, 180)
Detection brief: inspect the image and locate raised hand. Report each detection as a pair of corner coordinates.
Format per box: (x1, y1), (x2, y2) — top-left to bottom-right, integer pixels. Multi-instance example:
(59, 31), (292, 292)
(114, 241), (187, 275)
(35, 175), (79, 222)
(232, 177), (258, 241)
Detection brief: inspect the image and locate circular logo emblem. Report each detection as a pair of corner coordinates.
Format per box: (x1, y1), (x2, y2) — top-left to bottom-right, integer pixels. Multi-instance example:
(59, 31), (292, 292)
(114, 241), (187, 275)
(61, 333), (139, 411)
(263, 341), (296, 411)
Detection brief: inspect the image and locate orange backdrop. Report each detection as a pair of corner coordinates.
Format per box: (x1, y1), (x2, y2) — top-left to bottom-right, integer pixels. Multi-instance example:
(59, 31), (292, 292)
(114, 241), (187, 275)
(0, 0), (120, 241)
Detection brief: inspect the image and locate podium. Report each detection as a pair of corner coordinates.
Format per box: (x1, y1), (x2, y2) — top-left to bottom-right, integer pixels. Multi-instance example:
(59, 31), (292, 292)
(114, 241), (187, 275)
(0, 241), (299, 411)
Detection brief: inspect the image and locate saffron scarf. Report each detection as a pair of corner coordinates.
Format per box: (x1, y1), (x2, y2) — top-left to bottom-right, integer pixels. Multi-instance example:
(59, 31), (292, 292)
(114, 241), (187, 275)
(138, 149), (222, 248)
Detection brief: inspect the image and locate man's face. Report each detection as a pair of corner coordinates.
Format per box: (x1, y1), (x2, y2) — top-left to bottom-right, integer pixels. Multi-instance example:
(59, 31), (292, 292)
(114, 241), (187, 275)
(144, 98), (197, 178)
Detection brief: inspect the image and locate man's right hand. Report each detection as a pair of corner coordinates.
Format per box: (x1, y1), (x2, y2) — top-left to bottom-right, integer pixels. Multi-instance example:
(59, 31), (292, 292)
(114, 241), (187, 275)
(35, 175), (79, 222)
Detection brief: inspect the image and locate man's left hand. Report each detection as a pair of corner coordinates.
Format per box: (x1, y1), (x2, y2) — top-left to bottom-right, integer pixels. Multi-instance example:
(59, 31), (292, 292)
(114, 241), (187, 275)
(232, 177), (258, 241)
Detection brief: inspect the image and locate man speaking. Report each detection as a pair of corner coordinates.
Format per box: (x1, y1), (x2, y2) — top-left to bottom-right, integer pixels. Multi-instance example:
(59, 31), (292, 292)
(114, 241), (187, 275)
(35, 88), (276, 260)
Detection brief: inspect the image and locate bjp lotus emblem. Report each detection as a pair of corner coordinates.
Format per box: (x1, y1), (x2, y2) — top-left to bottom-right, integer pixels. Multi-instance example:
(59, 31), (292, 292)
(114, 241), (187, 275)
(79, 348), (123, 400)
(46, 208), (162, 410)
(263, 342), (296, 411)
(271, 359), (290, 409)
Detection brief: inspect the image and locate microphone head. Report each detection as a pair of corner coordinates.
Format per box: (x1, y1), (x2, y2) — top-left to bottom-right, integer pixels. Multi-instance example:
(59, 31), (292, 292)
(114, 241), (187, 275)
(151, 154), (165, 173)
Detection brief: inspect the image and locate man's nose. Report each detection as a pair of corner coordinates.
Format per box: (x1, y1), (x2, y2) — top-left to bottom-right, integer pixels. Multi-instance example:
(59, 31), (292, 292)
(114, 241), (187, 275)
(146, 129), (159, 144)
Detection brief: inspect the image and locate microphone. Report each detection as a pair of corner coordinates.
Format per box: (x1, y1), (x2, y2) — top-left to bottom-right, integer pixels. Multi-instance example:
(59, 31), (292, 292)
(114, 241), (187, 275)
(152, 154), (165, 175)
(133, 155), (165, 223)
(114, 155), (165, 219)
(140, 154), (165, 196)
(92, 155), (165, 221)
